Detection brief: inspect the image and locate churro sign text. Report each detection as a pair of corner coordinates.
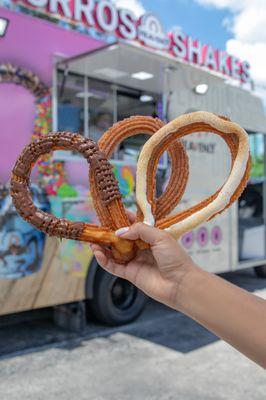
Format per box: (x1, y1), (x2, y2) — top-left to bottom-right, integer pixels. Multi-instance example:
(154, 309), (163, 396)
(19, 0), (250, 82)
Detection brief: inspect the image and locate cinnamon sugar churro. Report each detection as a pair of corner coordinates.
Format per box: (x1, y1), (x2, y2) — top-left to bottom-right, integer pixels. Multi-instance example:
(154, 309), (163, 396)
(136, 112), (251, 237)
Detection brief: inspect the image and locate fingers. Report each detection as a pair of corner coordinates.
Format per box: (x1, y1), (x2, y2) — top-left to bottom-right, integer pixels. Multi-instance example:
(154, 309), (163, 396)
(126, 210), (136, 224)
(90, 244), (109, 268)
(89, 244), (127, 279)
(116, 222), (169, 246)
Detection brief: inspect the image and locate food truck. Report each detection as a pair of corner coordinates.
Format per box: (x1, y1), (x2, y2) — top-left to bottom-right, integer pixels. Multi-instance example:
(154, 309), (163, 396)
(0, 1), (266, 326)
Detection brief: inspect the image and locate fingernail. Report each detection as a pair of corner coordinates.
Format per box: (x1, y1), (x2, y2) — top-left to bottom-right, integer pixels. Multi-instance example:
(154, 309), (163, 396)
(115, 226), (130, 236)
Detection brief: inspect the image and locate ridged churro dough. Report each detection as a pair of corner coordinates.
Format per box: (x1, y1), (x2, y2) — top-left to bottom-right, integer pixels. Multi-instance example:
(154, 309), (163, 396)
(136, 111), (251, 238)
(94, 116), (189, 223)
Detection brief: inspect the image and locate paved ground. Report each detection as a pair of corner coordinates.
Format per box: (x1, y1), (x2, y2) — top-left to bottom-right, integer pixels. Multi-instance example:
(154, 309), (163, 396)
(0, 269), (265, 400)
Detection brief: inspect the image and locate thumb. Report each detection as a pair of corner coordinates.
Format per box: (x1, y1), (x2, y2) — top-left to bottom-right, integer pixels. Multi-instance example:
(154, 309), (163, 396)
(115, 222), (168, 245)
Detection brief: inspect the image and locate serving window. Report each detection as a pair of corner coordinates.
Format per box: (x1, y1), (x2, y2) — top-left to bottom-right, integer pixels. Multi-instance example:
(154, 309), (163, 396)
(56, 70), (162, 164)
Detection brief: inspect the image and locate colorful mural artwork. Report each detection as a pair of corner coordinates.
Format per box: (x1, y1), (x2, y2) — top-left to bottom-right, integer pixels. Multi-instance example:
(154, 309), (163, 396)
(113, 165), (135, 198)
(0, 61), (138, 281)
(0, 64), (67, 194)
(57, 239), (93, 278)
(0, 7), (118, 312)
(48, 165), (136, 277)
(0, 64), (67, 278)
(48, 189), (98, 278)
(32, 91), (69, 195)
(49, 190), (97, 223)
(0, 185), (49, 279)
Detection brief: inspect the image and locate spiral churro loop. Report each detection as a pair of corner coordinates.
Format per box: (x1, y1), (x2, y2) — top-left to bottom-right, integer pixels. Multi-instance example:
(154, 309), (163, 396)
(10, 132), (135, 263)
(136, 112), (251, 238)
(91, 116), (189, 225)
(10, 112), (251, 263)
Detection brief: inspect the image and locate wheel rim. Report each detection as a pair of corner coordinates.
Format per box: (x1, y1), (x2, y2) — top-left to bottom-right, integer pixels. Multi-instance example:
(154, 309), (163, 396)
(111, 278), (137, 310)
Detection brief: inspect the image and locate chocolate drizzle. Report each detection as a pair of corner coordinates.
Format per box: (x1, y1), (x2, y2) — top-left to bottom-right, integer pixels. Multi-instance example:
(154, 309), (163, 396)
(10, 132), (121, 240)
(90, 152), (120, 204)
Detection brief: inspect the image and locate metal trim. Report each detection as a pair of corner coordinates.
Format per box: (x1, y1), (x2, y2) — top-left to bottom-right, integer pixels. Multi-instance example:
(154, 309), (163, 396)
(237, 259), (266, 269)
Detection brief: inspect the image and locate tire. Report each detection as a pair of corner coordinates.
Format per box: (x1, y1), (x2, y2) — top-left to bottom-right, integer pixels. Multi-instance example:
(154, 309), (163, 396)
(254, 265), (266, 278)
(88, 267), (147, 326)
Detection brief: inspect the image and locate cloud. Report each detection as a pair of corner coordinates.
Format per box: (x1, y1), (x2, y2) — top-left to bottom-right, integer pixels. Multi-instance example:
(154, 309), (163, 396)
(195, 0), (241, 11)
(227, 40), (266, 85)
(194, 0), (266, 97)
(112, 0), (145, 18)
(221, 0), (266, 44)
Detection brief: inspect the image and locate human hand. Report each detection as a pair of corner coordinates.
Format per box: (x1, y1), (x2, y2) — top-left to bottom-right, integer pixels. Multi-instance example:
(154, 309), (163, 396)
(90, 213), (196, 309)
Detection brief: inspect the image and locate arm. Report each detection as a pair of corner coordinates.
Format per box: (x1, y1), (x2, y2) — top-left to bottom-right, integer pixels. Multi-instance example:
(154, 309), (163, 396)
(177, 262), (266, 368)
(91, 222), (266, 368)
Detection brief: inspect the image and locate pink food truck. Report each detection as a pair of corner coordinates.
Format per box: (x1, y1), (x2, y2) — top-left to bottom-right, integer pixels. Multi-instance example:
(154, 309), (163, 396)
(1, 1), (266, 326)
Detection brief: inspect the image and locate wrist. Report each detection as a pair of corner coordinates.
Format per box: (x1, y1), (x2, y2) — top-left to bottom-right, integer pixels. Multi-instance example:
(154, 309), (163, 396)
(171, 260), (204, 312)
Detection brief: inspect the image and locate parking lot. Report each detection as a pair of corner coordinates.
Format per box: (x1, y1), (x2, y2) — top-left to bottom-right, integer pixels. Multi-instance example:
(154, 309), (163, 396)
(0, 269), (265, 400)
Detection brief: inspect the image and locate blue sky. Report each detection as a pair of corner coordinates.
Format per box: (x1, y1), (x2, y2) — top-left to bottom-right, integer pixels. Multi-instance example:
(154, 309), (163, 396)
(141, 0), (232, 50)
(133, 0), (266, 101)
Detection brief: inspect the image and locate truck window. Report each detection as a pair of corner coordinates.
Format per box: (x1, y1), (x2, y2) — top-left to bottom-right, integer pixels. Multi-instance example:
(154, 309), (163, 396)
(239, 132), (265, 261)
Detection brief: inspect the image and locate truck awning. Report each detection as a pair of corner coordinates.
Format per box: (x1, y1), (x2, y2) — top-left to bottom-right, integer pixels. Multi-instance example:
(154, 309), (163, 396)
(56, 42), (266, 133)
(56, 41), (178, 94)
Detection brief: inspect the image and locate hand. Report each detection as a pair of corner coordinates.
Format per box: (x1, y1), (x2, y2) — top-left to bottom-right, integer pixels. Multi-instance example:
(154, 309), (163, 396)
(90, 213), (196, 309)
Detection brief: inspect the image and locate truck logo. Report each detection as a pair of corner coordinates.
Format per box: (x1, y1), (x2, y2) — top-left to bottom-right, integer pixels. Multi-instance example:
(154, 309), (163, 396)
(138, 13), (169, 51)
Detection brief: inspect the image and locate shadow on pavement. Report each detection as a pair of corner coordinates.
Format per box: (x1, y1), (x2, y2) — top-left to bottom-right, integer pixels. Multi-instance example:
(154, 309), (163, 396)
(0, 269), (265, 358)
(128, 310), (219, 353)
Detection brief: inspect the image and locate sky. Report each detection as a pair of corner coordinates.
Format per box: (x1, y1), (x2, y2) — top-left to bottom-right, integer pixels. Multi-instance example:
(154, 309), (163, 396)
(113, 0), (266, 101)
(141, 0), (232, 49)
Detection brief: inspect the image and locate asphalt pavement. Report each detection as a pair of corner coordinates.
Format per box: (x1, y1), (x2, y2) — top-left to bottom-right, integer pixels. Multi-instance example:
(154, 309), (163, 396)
(0, 269), (265, 400)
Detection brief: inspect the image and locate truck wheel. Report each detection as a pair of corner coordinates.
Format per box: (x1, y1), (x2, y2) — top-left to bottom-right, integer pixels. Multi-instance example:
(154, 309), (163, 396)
(254, 265), (266, 278)
(88, 267), (147, 326)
